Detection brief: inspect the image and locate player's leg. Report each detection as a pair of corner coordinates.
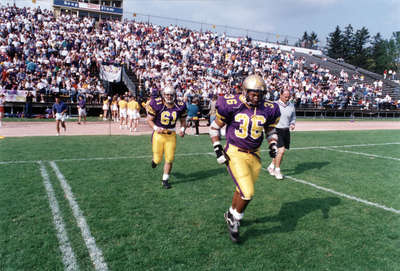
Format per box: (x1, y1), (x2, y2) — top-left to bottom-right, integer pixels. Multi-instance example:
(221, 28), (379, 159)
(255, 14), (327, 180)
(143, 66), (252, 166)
(152, 132), (164, 168)
(61, 119), (66, 133)
(78, 110), (81, 124)
(162, 134), (177, 189)
(224, 148), (259, 242)
(56, 119), (60, 135)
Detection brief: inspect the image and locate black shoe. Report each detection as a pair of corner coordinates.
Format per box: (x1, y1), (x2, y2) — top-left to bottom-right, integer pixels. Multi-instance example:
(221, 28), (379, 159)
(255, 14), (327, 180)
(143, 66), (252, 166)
(224, 211), (240, 243)
(162, 180), (171, 189)
(151, 161), (157, 168)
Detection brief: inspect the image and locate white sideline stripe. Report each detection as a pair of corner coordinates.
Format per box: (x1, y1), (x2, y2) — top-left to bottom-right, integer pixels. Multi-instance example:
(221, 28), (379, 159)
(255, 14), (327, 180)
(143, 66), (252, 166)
(38, 161), (79, 271)
(50, 161), (108, 271)
(0, 160), (38, 165)
(1, 142), (399, 165)
(267, 142), (400, 151)
(323, 147), (400, 161)
(262, 169), (400, 215)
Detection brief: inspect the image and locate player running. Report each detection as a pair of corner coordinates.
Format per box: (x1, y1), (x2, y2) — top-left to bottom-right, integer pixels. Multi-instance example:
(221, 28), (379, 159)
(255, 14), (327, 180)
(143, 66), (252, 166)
(209, 74), (281, 243)
(146, 85), (187, 189)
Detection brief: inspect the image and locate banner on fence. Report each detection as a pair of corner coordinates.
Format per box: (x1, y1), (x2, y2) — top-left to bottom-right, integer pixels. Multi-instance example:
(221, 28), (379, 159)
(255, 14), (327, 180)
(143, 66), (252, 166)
(100, 65), (122, 82)
(0, 90), (37, 102)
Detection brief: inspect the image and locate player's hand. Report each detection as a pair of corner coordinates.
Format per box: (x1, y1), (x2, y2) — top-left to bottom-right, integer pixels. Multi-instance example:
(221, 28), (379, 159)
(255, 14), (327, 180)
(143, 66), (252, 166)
(213, 142), (229, 164)
(269, 142), (278, 158)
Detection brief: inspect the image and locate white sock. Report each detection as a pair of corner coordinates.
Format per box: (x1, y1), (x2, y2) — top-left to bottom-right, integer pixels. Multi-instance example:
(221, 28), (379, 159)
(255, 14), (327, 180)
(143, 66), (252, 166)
(229, 207), (244, 221)
(275, 167), (281, 172)
(162, 174), (169, 181)
(268, 162), (274, 169)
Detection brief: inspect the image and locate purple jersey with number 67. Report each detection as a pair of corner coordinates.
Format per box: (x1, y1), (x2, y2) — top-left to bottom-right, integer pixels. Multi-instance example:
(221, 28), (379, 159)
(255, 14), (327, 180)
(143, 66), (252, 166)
(216, 94), (281, 150)
(147, 97), (187, 129)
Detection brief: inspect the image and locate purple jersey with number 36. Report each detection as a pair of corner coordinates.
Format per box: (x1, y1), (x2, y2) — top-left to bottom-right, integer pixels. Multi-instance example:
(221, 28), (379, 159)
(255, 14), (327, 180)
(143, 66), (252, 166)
(216, 94), (281, 150)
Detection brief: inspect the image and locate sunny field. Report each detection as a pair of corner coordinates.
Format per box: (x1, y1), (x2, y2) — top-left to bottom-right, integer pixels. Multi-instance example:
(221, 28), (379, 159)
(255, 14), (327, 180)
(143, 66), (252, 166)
(1, 130), (400, 271)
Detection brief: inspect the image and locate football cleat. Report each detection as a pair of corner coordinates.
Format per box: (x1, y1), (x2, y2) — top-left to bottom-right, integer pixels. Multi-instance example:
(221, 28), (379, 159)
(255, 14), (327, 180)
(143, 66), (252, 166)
(224, 211), (240, 243)
(267, 166), (275, 176)
(274, 168), (283, 180)
(151, 161), (157, 169)
(162, 180), (171, 189)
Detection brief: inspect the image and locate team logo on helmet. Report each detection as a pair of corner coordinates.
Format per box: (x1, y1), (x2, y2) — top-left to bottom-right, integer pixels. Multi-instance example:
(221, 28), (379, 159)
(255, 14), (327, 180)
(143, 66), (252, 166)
(242, 75), (266, 107)
(162, 85), (176, 104)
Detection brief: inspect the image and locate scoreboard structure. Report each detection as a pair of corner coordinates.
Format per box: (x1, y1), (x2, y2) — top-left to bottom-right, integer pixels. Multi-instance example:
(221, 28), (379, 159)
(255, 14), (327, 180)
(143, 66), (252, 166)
(53, 0), (123, 20)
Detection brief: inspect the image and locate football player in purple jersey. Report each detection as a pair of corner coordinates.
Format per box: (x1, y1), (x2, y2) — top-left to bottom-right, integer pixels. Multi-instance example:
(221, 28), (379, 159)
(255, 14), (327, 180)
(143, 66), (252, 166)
(146, 85), (187, 189)
(209, 75), (281, 243)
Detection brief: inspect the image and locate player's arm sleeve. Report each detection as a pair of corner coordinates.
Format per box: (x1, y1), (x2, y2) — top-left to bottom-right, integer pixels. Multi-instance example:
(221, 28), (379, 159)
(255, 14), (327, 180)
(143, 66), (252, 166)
(266, 103), (281, 129)
(146, 99), (157, 117)
(180, 102), (188, 119)
(215, 95), (230, 123)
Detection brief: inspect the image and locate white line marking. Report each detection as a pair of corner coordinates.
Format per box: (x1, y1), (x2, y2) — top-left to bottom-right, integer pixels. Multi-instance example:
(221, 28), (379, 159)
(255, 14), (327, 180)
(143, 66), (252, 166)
(262, 169), (400, 215)
(1, 142), (399, 165)
(50, 161), (108, 271)
(323, 147), (400, 161)
(38, 161), (79, 271)
(0, 160), (39, 165)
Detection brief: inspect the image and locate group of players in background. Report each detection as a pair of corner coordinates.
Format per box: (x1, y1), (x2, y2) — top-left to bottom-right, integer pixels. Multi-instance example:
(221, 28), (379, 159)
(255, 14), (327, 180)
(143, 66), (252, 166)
(145, 74), (296, 243)
(101, 95), (141, 133)
(51, 74), (296, 243)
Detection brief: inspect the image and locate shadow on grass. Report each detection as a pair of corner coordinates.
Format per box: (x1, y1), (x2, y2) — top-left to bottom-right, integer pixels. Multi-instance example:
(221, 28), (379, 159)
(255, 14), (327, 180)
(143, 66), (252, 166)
(241, 197), (340, 242)
(172, 167), (227, 184)
(286, 161), (330, 175)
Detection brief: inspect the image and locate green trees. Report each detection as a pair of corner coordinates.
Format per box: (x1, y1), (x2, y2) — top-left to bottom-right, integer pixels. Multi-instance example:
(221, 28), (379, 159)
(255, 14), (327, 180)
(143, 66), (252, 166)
(325, 25), (399, 75)
(296, 31), (320, 49)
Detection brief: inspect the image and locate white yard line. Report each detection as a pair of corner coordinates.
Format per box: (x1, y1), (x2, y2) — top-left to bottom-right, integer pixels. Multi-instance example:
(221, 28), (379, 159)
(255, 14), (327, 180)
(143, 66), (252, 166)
(291, 142), (400, 150)
(38, 161), (79, 271)
(1, 142), (400, 165)
(322, 147), (400, 161)
(50, 161), (108, 271)
(270, 172), (400, 215)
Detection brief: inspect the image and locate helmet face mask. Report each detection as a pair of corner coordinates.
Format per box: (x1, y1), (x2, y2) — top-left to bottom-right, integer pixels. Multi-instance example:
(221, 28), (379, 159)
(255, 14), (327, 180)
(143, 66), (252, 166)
(162, 85), (176, 104)
(242, 75), (266, 107)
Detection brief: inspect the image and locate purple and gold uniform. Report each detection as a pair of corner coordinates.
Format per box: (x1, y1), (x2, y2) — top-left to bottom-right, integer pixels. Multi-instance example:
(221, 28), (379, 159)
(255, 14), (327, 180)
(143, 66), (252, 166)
(216, 94), (280, 200)
(147, 97), (187, 164)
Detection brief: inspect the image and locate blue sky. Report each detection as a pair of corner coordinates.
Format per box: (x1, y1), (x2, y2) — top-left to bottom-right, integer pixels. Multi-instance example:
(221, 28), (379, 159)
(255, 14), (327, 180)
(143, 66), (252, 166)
(11, 0), (400, 46)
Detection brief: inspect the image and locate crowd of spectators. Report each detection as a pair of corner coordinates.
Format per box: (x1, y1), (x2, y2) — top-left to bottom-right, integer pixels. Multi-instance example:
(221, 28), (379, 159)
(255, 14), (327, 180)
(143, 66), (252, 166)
(0, 4), (398, 113)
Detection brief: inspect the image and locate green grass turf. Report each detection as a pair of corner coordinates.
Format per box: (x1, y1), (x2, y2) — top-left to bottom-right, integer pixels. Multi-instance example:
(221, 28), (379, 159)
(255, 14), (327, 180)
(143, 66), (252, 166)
(0, 130), (400, 270)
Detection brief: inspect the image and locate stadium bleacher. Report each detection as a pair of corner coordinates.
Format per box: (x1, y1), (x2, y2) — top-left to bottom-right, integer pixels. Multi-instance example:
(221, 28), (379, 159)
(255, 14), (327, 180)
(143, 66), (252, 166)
(0, 4), (398, 119)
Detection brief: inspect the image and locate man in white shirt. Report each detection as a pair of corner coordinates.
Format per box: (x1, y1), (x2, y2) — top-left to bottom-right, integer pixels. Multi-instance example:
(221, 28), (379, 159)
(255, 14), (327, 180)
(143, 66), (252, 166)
(268, 90), (296, 180)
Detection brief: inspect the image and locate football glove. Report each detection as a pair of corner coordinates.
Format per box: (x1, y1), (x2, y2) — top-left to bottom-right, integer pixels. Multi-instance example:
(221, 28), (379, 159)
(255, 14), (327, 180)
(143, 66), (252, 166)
(269, 142), (278, 158)
(213, 142), (229, 164)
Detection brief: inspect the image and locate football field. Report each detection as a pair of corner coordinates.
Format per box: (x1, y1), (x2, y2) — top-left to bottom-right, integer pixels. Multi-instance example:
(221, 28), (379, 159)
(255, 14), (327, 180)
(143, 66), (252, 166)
(1, 130), (400, 270)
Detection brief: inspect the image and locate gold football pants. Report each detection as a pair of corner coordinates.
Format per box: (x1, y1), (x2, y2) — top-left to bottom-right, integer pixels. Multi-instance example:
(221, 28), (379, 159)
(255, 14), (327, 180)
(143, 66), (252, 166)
(152, 132), (177, 164)
(225, 144), (261, 200)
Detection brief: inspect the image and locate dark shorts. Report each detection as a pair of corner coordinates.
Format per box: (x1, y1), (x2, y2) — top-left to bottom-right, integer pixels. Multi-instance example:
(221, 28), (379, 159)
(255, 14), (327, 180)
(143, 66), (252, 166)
(276, 128), (291, 149)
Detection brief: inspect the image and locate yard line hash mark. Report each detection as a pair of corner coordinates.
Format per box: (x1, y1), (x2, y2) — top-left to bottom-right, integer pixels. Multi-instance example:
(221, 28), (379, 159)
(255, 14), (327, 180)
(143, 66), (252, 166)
(50, 161), (109, 271)
(322, 147), (400, 162)
(38, 161), (79, 271)
(262, 169), (400, 215)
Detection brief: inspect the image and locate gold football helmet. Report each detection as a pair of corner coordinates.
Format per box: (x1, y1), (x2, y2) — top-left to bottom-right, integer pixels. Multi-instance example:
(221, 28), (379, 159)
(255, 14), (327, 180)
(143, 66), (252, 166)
(242, 75), (266, 107)
(162, 85), (176, 104)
